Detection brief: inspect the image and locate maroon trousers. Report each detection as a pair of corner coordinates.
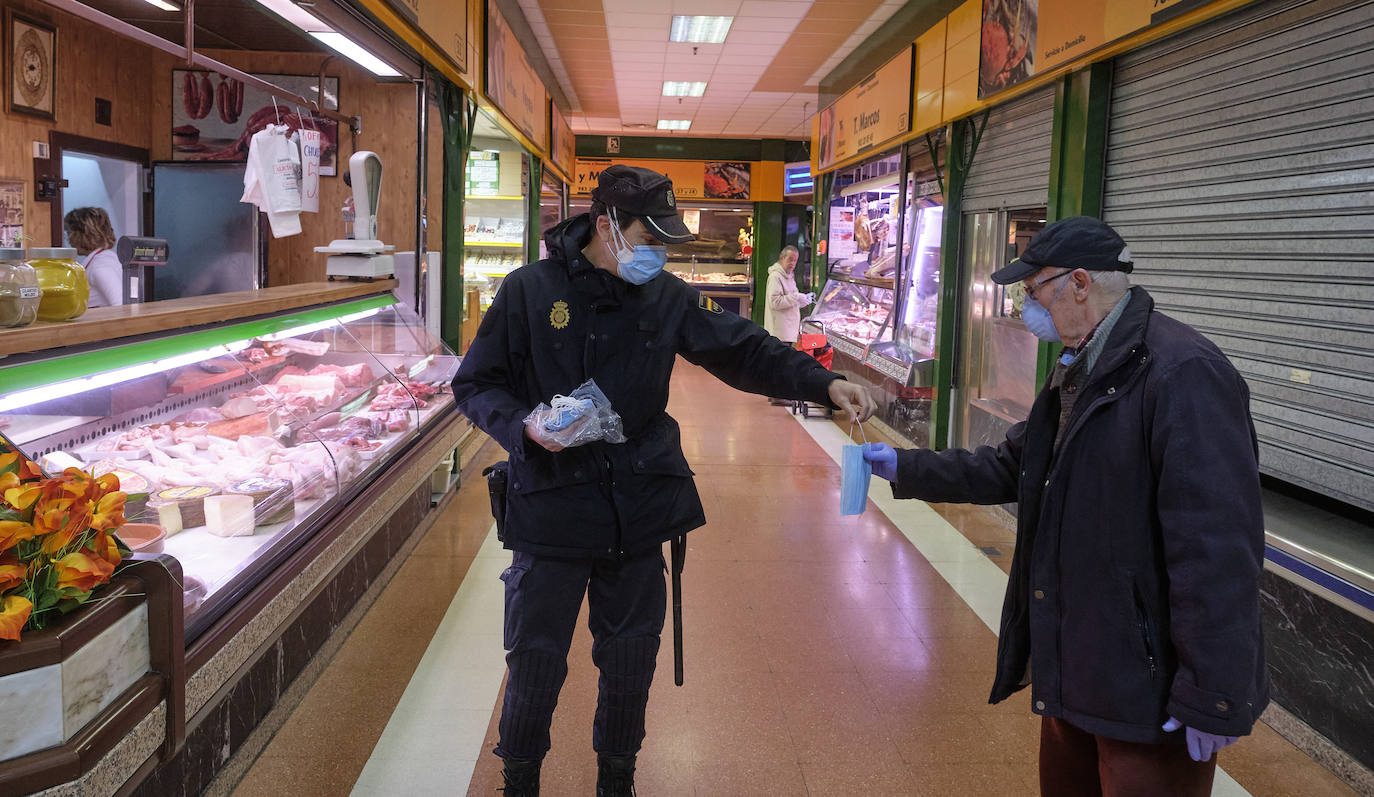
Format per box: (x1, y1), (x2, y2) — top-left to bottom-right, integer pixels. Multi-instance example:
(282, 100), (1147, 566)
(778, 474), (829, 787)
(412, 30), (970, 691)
(1040, 717), (1218, 797)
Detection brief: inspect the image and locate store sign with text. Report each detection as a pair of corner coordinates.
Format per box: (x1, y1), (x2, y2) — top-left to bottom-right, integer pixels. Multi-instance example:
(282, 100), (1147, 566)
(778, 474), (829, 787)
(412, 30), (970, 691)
(979, 0), (1214, 97)
(486, 0), (548, 150)
(573, 158), (753, 201)
(814, 48), (913, 171)
(380, 0), (466, 72)
(550, 103), (575, 179)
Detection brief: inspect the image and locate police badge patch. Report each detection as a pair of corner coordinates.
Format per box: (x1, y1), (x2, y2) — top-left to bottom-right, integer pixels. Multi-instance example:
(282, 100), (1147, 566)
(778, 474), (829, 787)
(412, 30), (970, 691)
(550, 300), (571, 329)
(698, 295), (723, 314)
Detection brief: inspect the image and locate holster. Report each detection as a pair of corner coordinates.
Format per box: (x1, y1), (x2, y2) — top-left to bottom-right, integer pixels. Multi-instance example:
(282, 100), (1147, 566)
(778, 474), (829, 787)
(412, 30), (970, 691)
(482, 461), (509, 541)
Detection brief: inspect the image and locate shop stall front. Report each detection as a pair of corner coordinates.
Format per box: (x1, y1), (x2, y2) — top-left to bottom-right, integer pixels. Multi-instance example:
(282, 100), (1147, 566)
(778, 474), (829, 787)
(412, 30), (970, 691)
(0, 0), (473, 794)
(806, 46), (950, 447)
(462, 111), (532, 348)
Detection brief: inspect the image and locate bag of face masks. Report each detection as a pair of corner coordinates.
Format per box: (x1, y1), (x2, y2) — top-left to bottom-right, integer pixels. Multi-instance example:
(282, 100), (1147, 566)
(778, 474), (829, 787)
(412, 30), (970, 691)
(524, 378), (628, 449)
(840, 443), (872, 516)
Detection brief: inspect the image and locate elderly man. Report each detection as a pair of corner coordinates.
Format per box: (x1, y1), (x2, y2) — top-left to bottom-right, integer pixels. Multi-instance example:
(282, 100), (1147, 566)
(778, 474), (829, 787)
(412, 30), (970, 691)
(864, 216), (1268, 795)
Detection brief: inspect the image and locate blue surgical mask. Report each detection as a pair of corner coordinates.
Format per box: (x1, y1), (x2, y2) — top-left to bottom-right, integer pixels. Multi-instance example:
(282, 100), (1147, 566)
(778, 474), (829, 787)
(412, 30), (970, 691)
(1021, 276), (1070, 342)
(605, 207), (667, 285)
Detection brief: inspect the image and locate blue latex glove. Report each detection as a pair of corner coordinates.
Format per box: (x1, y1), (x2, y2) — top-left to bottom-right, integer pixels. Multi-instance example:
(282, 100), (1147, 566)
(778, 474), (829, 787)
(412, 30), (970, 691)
(1163, 717), (1238, 762)
(862, 443), (898, 482)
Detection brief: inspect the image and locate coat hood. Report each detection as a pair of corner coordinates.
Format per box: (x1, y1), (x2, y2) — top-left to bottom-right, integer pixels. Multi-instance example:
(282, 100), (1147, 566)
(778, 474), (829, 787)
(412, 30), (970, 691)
(544, 213), (594, 266)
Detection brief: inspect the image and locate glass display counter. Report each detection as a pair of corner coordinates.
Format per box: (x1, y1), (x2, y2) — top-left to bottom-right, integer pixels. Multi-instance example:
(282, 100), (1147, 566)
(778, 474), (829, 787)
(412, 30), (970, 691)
(0, 295), (458, 640)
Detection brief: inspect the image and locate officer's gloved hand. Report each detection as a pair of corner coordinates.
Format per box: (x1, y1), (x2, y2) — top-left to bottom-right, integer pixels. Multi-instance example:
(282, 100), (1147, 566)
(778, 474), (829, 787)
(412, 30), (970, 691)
(862, 443), (898, 482)
(1163, 717), (1238, 762)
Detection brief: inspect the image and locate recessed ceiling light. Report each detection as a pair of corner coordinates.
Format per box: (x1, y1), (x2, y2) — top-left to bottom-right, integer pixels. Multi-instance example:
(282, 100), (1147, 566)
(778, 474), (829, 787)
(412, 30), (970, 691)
(669, 16), (732, 44)
(142, 0), (180, 9)
(662, 81), (708, 97)
(657, 119), (692, 130)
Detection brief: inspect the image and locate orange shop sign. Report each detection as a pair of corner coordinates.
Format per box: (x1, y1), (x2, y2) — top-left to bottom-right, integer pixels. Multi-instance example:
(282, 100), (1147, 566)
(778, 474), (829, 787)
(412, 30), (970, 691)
(486, 0), (548, 150)
(573, 159), (753, 201)
(814, 47), (913, 171)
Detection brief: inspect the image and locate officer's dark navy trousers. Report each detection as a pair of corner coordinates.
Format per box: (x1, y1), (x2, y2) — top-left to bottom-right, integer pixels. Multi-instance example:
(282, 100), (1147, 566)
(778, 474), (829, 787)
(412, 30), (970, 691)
(494, 548), (666, 761)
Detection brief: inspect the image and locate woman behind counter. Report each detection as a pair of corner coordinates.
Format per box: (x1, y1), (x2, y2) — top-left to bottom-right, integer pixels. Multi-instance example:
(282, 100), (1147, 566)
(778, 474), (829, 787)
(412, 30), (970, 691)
(63, 207), (122, 307)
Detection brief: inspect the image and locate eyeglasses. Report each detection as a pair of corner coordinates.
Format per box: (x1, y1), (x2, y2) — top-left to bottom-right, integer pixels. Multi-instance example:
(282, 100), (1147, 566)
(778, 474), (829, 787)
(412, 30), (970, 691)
(1023, 270), (1072, 304)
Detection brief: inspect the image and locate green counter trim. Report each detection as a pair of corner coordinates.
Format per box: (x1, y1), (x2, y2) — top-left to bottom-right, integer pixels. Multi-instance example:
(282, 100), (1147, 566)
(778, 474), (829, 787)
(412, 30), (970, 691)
(0, 295), (396, 396)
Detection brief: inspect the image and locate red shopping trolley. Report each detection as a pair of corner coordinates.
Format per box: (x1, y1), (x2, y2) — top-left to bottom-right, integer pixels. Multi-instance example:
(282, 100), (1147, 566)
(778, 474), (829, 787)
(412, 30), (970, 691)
(794, 333), (834, 418)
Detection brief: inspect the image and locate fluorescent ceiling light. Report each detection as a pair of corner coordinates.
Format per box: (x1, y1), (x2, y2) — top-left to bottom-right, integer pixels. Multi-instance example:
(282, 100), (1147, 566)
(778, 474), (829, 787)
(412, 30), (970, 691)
(310, 31), (402, 78)
(657, 119), (691, 130)
(142, 0), (180, 10)
(670, 16), (732, 43)
(663, 81), (708, 97)
(251, 0), (402, 78)
(252, 0), (328, 34)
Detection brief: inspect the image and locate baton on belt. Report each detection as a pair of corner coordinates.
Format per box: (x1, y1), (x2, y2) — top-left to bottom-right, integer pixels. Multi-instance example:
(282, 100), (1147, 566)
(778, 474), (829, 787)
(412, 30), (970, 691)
(671, 534), (686, 686)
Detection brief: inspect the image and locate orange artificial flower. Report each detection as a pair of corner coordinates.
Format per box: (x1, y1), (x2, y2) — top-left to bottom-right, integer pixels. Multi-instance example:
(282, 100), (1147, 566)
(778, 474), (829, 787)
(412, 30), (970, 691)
(54, 550), (115, 594)
(0, 450), (18, 474)
(4, 484), (42, 512)
(0, 595), (33, 641)
(0, 520), (38, 553)
(37, 498), (92, 555)
(0, 553), (24, 592)
(19, 459), (42, 480)
(91, 530), (123, 570)
(89, 491), (127, 532)
(0, 471), (18, 493)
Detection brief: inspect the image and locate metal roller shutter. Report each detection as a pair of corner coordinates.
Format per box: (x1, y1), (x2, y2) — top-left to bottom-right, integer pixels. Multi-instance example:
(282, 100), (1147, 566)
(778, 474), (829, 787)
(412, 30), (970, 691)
(1103, 0), (1374, 511)
(961, 85), (1056, 211)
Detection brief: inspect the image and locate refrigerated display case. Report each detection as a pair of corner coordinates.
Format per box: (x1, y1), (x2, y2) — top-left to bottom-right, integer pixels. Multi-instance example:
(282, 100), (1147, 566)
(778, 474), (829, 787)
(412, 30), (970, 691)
(0, 293), (458, 641)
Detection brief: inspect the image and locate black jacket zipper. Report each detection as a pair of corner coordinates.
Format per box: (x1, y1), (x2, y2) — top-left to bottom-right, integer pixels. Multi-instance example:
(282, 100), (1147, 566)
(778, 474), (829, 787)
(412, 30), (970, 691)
(1133, 582), (1158, 678)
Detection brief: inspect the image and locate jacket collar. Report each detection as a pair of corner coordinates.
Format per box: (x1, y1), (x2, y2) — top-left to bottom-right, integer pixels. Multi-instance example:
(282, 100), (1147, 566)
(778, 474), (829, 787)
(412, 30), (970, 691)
(1089, 286), (1155, 378)
(546, 213), (598, 276)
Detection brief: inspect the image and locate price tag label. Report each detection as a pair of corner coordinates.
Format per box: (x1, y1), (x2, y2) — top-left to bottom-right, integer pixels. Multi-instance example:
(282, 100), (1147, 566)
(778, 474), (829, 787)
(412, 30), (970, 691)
(20, 287), (40, 299)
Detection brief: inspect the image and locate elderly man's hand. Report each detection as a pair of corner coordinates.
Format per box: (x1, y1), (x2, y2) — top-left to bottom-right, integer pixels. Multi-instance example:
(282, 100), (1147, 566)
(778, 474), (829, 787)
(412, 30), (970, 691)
(1163, 717), (1238, 762)
(828, 379), (876, 422)
(862, 443), (898, 482)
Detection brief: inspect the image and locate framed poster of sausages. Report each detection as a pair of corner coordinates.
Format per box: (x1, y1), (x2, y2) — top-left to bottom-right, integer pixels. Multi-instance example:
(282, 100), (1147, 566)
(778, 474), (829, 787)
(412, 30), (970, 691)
(170, 71), (341, 176)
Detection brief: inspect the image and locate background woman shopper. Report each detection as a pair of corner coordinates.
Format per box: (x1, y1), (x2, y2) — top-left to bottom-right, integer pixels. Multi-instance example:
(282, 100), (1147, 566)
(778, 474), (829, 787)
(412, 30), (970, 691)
(63, 207), (122, 307)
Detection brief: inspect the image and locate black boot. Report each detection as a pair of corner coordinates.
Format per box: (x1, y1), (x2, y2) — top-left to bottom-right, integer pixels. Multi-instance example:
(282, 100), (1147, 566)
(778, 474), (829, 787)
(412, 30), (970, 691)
(596, 754), (636, 797)
(500, 757), (541, 796)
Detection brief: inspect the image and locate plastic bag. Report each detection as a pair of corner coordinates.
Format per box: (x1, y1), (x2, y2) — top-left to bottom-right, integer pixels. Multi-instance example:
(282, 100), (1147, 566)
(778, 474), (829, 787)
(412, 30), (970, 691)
(524, 379), (627, 448)
(840, 442), (872, 516)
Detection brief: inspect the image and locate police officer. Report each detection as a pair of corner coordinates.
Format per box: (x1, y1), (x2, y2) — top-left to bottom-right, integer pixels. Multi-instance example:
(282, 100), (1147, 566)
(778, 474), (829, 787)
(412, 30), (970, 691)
(453, 165), (875, 796)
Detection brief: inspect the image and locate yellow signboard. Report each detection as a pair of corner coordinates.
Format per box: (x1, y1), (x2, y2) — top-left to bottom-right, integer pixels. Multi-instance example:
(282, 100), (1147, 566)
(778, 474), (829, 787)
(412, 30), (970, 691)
(980, 0), (1214, 96)
(573, 159), (754, 201)
(814, 47), (913, 171)
(486, 0), (548, 150)
(378, 0), (466, 72)
(550, 103), (575, 179)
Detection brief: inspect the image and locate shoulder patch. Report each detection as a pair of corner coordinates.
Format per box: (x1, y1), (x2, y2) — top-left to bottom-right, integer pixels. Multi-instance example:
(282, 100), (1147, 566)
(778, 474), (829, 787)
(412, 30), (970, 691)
(698, 294), (724, 314)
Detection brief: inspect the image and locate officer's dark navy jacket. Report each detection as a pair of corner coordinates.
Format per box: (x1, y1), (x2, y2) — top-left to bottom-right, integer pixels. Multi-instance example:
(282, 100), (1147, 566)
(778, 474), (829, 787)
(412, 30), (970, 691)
(888, 288), (1269, 743)
(453, 214), (841, 559)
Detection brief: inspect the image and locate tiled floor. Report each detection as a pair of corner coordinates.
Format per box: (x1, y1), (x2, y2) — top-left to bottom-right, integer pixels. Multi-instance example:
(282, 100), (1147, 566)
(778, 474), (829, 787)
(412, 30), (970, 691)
(227, 362), (1358, 797)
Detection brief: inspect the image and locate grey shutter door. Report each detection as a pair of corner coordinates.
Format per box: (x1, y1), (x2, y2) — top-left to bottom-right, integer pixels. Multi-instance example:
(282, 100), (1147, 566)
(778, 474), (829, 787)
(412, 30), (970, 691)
(961, 85), (1056, 212)
(1103, 0), (1374, 511)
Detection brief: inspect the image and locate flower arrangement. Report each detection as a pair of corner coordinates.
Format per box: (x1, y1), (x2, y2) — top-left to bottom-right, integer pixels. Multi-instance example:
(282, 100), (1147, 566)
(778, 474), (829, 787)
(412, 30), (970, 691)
(0, 441), (129, 641)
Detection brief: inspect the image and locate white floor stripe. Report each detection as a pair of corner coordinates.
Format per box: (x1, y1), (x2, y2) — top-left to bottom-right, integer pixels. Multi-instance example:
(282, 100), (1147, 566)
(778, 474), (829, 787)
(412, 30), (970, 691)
(352, 525), (508, 797)
(789, 413), (1252, 797)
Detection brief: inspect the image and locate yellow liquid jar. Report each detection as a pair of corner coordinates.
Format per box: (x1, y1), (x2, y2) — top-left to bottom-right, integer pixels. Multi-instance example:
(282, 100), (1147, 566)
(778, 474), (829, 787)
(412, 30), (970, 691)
(28, 247), (90, 321)
(0, 248), (41, 327)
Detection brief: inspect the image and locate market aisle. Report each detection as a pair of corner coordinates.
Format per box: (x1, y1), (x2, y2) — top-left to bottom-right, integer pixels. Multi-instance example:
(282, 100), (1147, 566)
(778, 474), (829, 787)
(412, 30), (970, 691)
(228, 361), (1355, 797)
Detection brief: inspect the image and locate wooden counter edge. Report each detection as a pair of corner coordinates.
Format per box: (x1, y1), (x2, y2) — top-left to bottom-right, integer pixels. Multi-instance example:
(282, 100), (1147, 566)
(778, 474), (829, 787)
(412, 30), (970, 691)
(0, 280), (397, 358)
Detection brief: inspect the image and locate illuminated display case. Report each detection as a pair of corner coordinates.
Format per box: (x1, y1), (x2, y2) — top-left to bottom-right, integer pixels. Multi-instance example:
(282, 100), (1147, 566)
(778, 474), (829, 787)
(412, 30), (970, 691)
(0, 296), (458, 641)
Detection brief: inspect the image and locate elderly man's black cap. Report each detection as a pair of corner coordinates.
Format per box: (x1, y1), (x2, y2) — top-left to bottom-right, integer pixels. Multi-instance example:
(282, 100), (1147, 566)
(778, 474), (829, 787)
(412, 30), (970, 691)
(590, 164), (695, 244)
(992, 216), (1135, 284)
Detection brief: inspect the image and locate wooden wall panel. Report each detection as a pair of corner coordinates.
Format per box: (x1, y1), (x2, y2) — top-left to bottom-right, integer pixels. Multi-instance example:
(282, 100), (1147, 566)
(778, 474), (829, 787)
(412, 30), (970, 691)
(0, 0), (154, 247)
(147, 49), (420, 286)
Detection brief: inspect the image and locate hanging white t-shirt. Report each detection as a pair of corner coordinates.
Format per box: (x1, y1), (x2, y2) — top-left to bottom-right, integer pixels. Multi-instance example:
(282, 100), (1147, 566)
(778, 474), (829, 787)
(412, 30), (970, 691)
(83, 248), (123, 308)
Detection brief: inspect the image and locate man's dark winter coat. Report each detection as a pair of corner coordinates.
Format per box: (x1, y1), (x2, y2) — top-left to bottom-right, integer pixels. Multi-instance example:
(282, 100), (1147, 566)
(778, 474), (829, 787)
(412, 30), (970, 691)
(890, 288), (1269, 742)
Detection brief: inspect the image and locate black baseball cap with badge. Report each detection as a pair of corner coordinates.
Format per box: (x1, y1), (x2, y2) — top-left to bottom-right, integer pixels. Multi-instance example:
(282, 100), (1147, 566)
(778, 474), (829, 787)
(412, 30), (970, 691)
(991, 216), (1135, 284)
(590, 165), (696, 245)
